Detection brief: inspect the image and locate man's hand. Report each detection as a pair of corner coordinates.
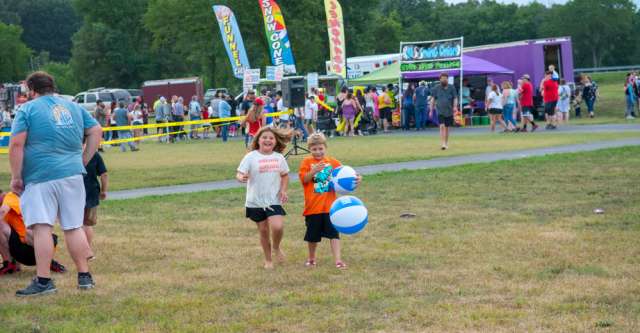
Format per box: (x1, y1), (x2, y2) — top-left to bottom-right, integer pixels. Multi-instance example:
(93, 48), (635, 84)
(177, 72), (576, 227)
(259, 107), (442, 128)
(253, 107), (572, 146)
(99, 191), (107, 200)
(10, 178), (24, 195)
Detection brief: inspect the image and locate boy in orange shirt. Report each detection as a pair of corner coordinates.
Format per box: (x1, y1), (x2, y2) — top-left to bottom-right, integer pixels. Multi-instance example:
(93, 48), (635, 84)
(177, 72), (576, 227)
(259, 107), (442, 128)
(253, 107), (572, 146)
(299, 133), (360, 268)
(0, 190), (66, 275)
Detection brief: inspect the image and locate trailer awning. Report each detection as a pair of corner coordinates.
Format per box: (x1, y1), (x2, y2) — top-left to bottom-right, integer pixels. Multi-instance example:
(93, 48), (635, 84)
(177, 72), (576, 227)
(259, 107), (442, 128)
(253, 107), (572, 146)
(348, 56), (513, 85)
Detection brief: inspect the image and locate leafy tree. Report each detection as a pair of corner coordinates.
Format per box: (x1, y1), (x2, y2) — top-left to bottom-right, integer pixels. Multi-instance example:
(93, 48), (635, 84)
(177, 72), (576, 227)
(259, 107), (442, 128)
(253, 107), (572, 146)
(40, 62), (80, 94)
(0, 22), (32, 82)
(13, 0), (80, 62)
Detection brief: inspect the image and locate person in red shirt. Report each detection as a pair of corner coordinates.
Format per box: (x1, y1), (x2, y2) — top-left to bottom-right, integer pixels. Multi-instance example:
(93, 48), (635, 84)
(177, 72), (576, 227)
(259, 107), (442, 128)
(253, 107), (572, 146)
(242, 98), (265, 147)
(299, 133), (361, 269)
(518, 75), (538, 132)
(542, 71), (559, 130)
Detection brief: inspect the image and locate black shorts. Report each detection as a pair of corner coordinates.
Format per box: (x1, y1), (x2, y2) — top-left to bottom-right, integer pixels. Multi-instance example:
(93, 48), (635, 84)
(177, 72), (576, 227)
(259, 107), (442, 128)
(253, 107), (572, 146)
(438, 115), (454, 127)
(380, 107), (393, 122)
(9, 230), (58, 266)
(488, 108), (503, 115)
(245, 205), (286, 223)
(544, 101), (558, 115)
(304, 213), (339, 242)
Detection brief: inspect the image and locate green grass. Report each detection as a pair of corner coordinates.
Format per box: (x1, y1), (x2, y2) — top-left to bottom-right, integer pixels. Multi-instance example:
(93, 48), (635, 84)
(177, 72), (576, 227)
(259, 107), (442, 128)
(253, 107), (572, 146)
(1, 131), (638, 191)
(1, 146), (639, 332)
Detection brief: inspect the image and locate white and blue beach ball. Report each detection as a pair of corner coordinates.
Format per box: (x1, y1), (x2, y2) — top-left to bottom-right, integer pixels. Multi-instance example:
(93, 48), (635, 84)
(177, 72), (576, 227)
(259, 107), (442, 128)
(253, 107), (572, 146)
(330, 196), (368, 235)
(331, 166), (358, 194)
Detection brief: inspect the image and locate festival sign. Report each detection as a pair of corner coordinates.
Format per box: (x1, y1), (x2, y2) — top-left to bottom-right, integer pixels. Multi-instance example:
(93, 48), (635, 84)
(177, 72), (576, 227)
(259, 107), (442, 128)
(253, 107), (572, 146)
(399, 38), (463, 73)
(243, 68), (261, 94)
(324, 0), (346, 78)
(259, 0), (297, 74)
(213, 5), (251, 79)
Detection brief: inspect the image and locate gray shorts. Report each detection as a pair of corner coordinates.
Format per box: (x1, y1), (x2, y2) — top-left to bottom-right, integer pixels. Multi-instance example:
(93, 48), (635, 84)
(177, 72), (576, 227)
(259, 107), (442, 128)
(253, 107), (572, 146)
(21, 175), (85, 231)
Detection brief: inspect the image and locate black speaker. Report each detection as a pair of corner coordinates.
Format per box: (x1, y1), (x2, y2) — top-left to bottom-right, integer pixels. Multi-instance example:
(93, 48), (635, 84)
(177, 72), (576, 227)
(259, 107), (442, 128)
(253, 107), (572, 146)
(282, 76), (306, 108)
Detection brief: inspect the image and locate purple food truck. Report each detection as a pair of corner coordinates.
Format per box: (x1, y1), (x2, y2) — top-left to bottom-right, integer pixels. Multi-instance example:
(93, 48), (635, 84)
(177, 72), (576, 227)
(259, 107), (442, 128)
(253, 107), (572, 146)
(465, 36), (575, 88)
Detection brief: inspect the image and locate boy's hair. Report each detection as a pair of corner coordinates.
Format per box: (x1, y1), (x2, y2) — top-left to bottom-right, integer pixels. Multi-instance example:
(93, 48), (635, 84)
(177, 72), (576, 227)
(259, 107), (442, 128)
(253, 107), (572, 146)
(307, 132), (327, 148)
(250, 127), (292, 153)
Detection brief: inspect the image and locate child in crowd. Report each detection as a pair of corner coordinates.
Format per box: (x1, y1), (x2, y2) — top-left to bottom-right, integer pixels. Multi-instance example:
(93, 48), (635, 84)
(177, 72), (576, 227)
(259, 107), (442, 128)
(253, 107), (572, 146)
(299, 133), (361, 269)
(83, 151), (109, 254)
(237, 127), (292, 269)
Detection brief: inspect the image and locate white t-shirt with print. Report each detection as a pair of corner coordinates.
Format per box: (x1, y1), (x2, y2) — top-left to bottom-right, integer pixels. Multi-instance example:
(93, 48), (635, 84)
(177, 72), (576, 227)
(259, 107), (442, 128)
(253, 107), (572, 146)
(304, 99), (318, 120)
(487, 91), (503, 109)
(237, 150), (290, 208)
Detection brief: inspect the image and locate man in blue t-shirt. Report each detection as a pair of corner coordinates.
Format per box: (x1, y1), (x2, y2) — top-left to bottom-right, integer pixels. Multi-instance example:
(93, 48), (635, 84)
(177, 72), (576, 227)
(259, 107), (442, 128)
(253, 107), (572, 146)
(9, 71), (102, 297)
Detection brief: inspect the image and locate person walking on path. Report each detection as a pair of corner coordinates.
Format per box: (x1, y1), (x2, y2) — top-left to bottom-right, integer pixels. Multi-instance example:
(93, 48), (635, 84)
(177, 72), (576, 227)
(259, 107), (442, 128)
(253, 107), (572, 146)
(518, 74), (538, 132)
(9, 71), (101, 296)
(557, 79), (572, 124)
(625, 73), (637, 120)
(582, 75), (599, 118)
(542, 71), (559, 130)
(501, 81), (518, 131)
(430, 73), (458, 150)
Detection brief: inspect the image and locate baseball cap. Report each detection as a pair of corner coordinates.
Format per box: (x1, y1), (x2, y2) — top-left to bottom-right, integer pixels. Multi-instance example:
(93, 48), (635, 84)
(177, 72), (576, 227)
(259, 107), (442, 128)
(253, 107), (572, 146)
(522, 74), (530, 80)
(254, 97), (265, 106)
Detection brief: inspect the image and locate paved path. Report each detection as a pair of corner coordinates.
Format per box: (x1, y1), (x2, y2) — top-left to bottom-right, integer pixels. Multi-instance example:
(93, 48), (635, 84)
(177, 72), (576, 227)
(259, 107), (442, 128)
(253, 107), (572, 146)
(110, 137), (640, 200)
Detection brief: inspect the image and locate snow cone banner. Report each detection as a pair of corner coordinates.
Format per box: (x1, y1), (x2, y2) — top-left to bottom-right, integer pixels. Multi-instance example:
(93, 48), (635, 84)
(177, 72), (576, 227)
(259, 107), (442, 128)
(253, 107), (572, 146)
(213, 5), (251, 79)
(324, 0), (346, 78)
(258, 0), (297, 74)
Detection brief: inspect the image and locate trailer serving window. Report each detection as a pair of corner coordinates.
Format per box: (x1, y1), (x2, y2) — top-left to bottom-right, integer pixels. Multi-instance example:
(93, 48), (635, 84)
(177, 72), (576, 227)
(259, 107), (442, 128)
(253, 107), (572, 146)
(543, 44), (563, 77)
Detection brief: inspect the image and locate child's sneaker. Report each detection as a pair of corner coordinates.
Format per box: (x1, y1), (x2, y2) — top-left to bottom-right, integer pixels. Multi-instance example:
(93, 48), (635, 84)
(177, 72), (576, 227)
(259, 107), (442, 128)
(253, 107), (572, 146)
(16, 278), (57, 297)
(50, 260), (67, 273)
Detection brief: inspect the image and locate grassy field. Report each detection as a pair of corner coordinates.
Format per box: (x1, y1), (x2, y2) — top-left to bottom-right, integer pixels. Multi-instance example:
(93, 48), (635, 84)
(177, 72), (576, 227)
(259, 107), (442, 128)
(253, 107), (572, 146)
(1, 131), (638, 191)
(1, 146), (639, 332)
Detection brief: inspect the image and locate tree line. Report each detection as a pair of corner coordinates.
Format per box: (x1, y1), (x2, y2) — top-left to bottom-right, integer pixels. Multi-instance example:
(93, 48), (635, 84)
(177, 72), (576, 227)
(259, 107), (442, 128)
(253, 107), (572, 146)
(1, 0), (638, 94)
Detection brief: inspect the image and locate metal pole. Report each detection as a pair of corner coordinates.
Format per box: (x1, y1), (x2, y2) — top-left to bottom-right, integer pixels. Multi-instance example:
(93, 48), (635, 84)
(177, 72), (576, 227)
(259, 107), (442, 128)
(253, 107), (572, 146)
(460, 37), (464, 127)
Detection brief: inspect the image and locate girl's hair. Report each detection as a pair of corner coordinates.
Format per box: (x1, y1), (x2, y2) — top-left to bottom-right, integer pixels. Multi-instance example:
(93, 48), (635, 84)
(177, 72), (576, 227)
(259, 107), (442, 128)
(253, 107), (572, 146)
(492, 84), (499, 92)
(347, 92), (353, 99)
(250, 127), (292, 153)
(501, 81), (512, 89)
(246, 104), (263, 122)
(560, 79), (566, 85)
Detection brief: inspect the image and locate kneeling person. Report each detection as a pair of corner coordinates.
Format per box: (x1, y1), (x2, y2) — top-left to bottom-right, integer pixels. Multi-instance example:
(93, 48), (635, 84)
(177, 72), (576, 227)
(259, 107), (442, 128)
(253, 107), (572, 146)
(0, 191), (66, 276)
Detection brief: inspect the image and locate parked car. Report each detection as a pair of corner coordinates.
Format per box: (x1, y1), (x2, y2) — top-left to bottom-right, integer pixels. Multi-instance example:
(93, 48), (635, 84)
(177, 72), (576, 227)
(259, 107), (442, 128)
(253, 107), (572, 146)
(127, 89), (142, 101)
(204, 88), (229, 105)
(74, 88), (132, 113)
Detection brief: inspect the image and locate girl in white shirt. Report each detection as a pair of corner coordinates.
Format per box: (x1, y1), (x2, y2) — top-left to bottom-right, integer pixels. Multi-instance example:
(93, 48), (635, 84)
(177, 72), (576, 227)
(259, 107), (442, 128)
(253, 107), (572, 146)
(236, 127), (291, 269)
(486, 84), (508, 132)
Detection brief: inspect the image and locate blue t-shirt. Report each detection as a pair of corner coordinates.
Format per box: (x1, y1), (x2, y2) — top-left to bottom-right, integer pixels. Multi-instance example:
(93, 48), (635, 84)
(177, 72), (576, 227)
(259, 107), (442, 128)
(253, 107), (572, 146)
(11, 95), (98, 185)
(219, 100), (231, 119)
(113, 108), (129, 127)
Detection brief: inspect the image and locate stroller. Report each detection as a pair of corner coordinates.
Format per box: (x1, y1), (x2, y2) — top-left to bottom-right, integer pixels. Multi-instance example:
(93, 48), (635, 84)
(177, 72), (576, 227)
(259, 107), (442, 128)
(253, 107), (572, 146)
(356, 107), (376, 135)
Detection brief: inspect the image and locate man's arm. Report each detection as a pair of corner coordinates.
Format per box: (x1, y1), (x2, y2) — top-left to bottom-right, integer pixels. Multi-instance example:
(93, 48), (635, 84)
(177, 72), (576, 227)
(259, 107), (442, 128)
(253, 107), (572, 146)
(9, 132), (27, 194)
(83, 125), (102, 166)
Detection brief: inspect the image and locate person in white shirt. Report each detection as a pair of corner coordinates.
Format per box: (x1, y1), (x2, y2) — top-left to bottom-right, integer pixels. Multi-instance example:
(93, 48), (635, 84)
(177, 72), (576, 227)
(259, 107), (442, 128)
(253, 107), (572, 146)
(486, 84), (508, 132)
(275, 91), (289, 129)
(304, 95), (318, 134)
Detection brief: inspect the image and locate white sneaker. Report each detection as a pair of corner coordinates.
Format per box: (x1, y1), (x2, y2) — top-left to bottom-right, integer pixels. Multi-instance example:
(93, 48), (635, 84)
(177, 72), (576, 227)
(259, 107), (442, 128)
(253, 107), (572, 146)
(626, 115), (636, 120)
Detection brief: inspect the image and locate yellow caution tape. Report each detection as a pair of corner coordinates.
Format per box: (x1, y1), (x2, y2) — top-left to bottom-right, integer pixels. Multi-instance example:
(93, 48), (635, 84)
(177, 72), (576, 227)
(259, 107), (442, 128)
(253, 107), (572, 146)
(0, 110), (293, 153)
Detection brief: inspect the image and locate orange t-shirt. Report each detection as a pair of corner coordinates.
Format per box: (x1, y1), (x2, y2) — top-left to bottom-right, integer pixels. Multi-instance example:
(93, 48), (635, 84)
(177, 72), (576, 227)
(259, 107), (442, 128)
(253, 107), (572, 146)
(299, 156), (341, 216)
(2, 192), (27, 243)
